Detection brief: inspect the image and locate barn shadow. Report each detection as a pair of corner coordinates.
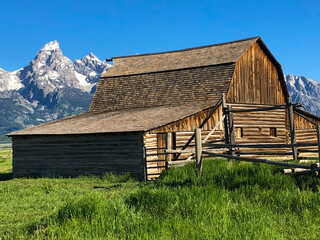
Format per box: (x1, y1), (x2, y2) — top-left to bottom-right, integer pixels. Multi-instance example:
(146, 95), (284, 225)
(0, 172), (13, 181)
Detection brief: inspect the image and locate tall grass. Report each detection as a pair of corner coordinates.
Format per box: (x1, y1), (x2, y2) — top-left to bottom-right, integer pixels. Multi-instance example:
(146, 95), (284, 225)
(1, 157), (320, 239)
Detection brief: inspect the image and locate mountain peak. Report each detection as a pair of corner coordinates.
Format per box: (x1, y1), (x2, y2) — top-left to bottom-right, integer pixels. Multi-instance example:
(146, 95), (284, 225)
(41, 40), (60, 51)
(87, 53), (100, 61)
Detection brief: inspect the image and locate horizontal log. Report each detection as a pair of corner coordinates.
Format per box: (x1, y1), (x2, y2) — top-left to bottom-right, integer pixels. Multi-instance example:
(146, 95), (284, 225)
(146, 160), (166, 162)
(165, 149), (195, 154)
(282, 169), (292, 174)
(297, 149), (319, 153)
(204, 142), (319, 148)
(299, 160), (318, 164)
(202, 150), (314, 169)
(234, 124), (286, 128)
(147, 166), (166, 169)
(236, 152), (292, 156)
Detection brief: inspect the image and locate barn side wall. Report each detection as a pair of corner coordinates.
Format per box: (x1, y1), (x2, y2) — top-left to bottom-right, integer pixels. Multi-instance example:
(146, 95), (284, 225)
(12, 132), (145, 179)
(145, 105), (224, 179)
(227, 41), (286, 105)
(144, 103), (291, 179)
(294, 112), (320, 158)
(232, 104), (290, 158)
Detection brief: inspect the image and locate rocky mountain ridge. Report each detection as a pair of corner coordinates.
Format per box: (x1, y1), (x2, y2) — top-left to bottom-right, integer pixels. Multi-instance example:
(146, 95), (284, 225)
(0, 41), (111, 136)
(0, 41), (319, 138)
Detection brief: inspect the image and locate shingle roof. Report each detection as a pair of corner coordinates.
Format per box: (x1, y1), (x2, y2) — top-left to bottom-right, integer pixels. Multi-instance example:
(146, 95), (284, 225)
(8, 103), (217, 136)
(103, 37), (259, 77)
(90, 37), (259, 113)
(90, 63), (235, 113)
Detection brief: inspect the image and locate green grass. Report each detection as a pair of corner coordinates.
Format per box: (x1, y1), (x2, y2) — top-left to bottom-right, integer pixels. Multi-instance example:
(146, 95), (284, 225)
(0, 148), (12, 176)
(1, 149), (320, 239)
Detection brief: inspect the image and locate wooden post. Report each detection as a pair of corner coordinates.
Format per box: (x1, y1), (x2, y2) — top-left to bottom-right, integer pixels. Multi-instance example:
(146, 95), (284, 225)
(165, 132), (172, 170)
(222, 94), (229, 145)
(227, 105), (235, 156)
(287, 98), (297, 160)
(143, 146), (147, 182)
(195, 128), (203, 174)
(317, 125), (320, 164)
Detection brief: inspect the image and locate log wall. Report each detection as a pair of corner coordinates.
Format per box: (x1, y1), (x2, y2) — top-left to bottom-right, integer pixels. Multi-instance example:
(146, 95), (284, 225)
(227, 42), (286, 105)
(12, 132), (145, 179)
(144, 106), (225, 179)
(144, 103), (294, 179)
(231, 104), (290, 158)
(294, 112), (320, 158)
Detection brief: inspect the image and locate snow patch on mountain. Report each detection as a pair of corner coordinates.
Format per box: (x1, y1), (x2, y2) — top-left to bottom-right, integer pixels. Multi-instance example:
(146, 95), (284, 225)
(42, 40), (60, 51)
(0, 40), (111, 135)
(285, 74), (320, 116)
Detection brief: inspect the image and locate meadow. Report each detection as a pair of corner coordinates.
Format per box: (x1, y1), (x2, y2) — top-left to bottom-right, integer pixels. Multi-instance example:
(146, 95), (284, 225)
(1, 147), (320, 239)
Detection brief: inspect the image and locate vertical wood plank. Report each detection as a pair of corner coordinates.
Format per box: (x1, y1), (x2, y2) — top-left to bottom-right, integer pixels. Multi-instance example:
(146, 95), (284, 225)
(317, 125), (320, 164)
(288, 98), (297, 160)
(165, 132), (172, 169)
(222, 94), (229, 145)
(228, 105), (235, 155)
(195, 128), (203, 173)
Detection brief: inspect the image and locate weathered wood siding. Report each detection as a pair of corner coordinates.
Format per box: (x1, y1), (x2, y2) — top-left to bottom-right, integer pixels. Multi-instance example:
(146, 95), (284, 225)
(12, 132), (145, 179)
(294, 112), (320, 158)
(149, 105), (224, 133)
(227, 42), (286, 105)
(144, 105), (225, 179)
(232, 104), (290, 158)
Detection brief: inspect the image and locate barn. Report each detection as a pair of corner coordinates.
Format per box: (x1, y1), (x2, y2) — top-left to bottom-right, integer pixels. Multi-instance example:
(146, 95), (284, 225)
(7, 36), (320, 180)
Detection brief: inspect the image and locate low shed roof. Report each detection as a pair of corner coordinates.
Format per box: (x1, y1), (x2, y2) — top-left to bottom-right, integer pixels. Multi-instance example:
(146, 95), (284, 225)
(8, 102), (216, 136)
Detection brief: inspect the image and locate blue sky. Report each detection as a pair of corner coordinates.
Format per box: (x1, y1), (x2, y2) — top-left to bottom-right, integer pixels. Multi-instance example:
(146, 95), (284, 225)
(0, 0), (319, 80)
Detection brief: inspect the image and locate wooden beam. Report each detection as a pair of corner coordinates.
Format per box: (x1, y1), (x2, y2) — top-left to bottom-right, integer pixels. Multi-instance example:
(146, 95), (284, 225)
(293, 110), (318, 126)
(166, 149), (194, 154)
(202, 115), (225, 144)
(143, 146), (147, 182)
(222, 93), (229, 146)
(202, 150), (315, 169)
(317, 125), (320, 164)
(165, 132), (172, 170)
(227, 105), (235, 155)
(203, 142), (318, 148)
(287, 98), (297, 160)
(173, 98), (222, 161)
(228, 104), (287, 113)
(195, 128), (203, 174)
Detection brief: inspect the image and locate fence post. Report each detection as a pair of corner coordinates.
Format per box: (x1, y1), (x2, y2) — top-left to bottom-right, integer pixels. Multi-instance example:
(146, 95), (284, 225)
(165, 132), (172, 170)
(227, 105), (235, 156)
(287, 98), (297, 160)
(195, 128), (203, 174)
(222, 94), (229, 146)
(317, 125), (320, 164)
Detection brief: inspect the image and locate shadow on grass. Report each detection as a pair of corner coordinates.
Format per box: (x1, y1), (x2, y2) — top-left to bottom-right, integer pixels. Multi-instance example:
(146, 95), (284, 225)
(0, 172), (13, 181)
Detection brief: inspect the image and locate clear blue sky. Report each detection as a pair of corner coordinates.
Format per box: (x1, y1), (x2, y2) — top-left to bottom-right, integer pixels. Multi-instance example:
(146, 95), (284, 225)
(0, 0), (319, 80)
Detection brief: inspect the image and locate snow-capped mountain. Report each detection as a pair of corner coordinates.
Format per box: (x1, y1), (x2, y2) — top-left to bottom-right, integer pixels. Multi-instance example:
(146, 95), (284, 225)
(0, 40), (111, 136)
(286, 74), (320, 116)
(0, 68), (23, 91)
(0, 40), (319, 138)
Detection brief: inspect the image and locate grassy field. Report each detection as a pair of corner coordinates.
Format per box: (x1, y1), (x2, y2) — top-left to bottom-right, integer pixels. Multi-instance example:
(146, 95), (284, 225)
(1, 148), (320, 239)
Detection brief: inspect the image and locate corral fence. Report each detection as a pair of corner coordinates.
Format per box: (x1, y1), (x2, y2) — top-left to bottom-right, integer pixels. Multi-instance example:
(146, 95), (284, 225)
(163, 95), (320, 176)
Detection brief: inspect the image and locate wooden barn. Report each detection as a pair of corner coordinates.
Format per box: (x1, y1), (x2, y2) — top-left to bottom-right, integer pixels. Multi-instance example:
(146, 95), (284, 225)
(7, 36), (320, 180)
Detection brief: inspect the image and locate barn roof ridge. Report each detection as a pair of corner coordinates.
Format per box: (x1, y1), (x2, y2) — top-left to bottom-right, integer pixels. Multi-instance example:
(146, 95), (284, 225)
(101, 61), (236, 79)
(111, 36), (261, 60)
(102, 37), (259, 78)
